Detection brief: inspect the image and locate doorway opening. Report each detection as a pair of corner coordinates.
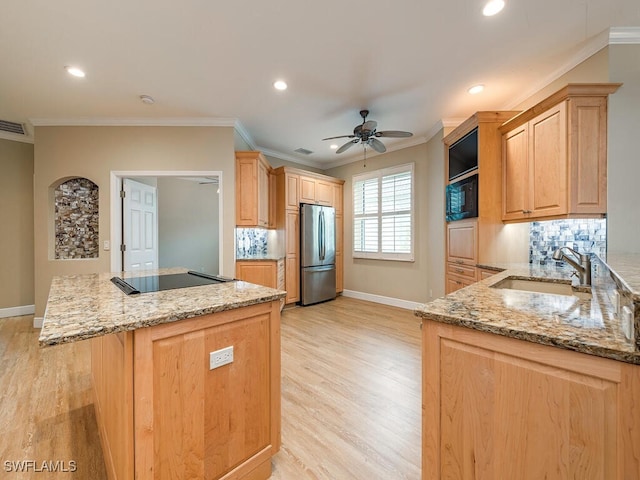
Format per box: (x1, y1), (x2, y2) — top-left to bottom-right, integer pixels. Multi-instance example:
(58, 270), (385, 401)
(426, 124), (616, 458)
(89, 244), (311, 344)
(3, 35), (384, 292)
(110, 170), (223, 274)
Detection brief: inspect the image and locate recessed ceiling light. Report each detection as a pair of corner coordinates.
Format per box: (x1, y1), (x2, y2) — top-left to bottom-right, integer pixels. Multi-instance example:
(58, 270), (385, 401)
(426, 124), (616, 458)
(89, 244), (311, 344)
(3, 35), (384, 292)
(273, 80), (288, 91)
(468, 84), (485, 94)
(330, 144), (338, 150)
(483, 0), (505, 16)
(64, 66), (86, 78)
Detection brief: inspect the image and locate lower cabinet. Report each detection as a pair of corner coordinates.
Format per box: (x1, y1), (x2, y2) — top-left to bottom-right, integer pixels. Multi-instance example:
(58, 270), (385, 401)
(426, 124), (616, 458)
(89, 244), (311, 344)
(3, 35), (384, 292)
(236, 259), (285, 310)
(92, 302), (281, 480)
(422, 320), (640, 479)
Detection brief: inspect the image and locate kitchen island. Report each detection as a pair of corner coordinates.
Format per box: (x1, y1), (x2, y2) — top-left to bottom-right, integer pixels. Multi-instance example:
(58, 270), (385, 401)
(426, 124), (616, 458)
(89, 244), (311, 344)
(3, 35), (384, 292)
(416, 256), (640, 479)
(40, 269), (286, 480)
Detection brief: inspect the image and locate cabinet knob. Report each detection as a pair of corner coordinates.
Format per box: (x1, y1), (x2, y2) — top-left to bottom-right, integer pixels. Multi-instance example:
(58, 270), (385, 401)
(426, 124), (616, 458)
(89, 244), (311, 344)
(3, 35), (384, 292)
(455, 268), (464, 274)
(522, 209), (532, 214)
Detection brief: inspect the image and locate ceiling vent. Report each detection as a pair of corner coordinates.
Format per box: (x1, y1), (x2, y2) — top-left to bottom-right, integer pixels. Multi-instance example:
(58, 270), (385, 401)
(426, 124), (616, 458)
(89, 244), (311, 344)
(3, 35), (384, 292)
(0, 119), (27, 136)
(294, 148), (313, 155)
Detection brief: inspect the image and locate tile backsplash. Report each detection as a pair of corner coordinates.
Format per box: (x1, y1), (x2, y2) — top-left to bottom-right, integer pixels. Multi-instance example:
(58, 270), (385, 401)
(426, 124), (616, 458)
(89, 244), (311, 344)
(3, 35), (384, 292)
(236, 228), (283, 259)
(236, 228), (268, 258)
(529, 218), (606, 264)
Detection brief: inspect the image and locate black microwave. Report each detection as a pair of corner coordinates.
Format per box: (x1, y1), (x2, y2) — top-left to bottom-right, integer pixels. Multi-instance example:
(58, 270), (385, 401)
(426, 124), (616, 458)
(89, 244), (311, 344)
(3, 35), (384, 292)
(446, 174), (478, 222)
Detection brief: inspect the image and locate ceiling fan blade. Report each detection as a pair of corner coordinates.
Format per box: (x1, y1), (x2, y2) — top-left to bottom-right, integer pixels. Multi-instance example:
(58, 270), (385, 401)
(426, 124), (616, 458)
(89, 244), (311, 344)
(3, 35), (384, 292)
(375, 130), (413, 138)
(368, 137), (387, 153)
(336, 139), (359, 154)
(362, 120), (377, 132)
(322, 134), (355, 141)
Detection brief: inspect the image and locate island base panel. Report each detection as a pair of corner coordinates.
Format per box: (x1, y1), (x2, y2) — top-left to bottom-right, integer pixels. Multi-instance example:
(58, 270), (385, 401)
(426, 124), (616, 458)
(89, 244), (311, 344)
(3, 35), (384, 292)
(92, 301), (281, 480)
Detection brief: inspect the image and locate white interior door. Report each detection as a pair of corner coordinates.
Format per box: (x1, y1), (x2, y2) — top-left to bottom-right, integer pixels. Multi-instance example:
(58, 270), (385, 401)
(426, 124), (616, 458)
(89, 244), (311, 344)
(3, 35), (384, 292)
(123, 178), (159, 271)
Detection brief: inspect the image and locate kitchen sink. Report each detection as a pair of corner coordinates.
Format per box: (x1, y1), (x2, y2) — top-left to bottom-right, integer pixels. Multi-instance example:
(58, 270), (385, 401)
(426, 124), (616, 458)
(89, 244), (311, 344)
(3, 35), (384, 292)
(491, 277), (591, 299)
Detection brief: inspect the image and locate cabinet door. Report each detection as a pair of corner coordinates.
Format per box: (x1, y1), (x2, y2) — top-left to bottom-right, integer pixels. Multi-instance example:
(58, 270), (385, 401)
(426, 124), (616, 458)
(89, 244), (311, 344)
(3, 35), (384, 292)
(568, 96), (608, 214)
(502, 124), (529, 221)
(423, 321), (631, 480)
(529, 102), (567, 218)
(257, 160), (270, 227)
(285, 257), (299, 303)
(445, 274), (475, 294)
(447, 220), (477, 265)
(286, 174), (299, 209)
(333, 183), (344, 214)
(316, 181), (333, 205)
(285, 212), (299, 257)
(236, 156), (259, 226)
(299, 177), (316, 204)
(236, 261), (277, 288)
(268, 171), (276, 229)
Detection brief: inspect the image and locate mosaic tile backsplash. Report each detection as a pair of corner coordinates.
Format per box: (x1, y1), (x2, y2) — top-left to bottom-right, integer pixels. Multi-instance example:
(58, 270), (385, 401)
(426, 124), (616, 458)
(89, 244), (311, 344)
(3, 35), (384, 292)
(529, 218), (606, 264)
(54, 177), (99, 259)
(236, 228), (268, 258)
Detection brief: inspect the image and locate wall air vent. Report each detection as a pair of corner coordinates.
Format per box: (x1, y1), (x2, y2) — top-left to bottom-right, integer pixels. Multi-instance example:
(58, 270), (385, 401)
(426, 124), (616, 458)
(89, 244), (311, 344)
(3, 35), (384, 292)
(0, 119), (27, 135)
(294, 148), (313, 155)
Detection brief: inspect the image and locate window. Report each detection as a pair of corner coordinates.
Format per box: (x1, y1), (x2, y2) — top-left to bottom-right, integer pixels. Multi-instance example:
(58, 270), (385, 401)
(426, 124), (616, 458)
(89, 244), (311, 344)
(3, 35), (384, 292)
(353, 163), (414, 261)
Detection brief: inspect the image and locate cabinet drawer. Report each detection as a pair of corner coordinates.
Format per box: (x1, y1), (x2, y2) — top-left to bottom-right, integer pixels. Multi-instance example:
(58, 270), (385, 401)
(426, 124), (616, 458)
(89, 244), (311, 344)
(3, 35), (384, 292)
(447, 263), (477, 280)
(445, 274), (475, 294)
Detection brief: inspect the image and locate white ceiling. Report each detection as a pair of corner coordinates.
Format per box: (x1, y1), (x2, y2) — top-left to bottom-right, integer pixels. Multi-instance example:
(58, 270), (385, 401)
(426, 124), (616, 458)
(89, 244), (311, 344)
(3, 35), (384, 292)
(1, 1), (639, 168)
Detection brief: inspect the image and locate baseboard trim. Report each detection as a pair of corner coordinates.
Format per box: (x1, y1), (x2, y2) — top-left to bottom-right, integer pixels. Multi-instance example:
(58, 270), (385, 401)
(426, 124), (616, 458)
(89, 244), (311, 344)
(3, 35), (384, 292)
(33, 317), (44, 328)
(0, 304), (35, 319)
(341, 290), (421, 311)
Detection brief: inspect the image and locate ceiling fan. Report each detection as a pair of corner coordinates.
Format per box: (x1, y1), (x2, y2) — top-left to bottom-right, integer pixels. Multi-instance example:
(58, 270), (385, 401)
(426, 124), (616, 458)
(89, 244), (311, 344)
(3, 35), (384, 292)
(322, 109), (413, 154)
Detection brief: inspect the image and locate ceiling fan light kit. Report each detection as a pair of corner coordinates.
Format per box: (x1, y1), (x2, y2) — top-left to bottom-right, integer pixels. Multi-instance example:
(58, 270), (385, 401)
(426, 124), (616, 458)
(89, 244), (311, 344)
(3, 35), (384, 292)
(322, 109), (413, 154)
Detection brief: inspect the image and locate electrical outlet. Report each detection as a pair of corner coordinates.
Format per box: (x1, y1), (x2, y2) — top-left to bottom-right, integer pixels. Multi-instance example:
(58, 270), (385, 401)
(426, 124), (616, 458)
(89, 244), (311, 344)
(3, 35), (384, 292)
(209, 346), (234, 370)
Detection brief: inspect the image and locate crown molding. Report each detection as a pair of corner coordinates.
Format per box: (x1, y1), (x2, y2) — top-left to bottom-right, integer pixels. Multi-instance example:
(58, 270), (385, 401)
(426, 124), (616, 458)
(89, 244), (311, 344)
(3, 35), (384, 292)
(233, 120), (256, 149)
(609, 26), (640, 44)
(29, 117), (237, 127)
(0, 130), (34, 144)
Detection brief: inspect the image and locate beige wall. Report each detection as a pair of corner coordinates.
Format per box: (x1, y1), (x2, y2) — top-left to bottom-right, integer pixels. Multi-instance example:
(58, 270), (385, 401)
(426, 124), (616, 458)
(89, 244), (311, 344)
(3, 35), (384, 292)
(34, 126), (235, 317)
(0, 138), (34, 309)
(608, 44), (640, 253)
(325, 143), (435, 304)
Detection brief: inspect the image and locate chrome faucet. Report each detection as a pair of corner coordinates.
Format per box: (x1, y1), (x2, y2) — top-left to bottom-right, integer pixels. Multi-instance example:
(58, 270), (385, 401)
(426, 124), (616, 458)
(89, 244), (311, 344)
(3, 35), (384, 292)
(552, 247), (592, 286)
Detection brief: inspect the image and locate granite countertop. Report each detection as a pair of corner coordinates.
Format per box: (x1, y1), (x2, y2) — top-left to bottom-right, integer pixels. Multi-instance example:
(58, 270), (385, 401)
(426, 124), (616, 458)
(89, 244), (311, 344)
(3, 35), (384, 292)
(416, 258), (640, 364)
(39, 268), (286, 347)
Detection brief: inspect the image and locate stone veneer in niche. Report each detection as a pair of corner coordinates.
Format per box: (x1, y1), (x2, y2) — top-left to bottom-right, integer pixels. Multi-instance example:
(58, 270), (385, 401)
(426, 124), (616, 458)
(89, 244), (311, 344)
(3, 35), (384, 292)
(236, 228), (268, 258)
(54, 177), (99, 259)
(529, 218), (606, 264)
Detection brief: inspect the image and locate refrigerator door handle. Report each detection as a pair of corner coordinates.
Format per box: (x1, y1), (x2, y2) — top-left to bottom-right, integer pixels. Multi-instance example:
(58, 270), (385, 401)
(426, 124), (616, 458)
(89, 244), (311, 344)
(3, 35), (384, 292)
(319, 210), (325, 260)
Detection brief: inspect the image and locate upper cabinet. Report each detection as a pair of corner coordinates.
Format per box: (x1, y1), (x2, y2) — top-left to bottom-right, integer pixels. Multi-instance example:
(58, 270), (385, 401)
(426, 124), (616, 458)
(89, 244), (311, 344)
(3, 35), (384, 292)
(500, 83), (621, 223)
(235, 151), (272, 227)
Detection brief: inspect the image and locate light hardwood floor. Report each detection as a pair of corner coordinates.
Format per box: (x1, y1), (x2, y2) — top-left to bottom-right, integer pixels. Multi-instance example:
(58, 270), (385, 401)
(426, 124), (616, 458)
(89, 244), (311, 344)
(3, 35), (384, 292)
(0, 296), (421, 479)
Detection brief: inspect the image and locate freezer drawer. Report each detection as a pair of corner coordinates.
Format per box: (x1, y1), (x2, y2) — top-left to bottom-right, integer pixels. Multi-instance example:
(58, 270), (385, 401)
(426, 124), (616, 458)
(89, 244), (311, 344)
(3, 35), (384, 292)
(300, 265), (336, 306)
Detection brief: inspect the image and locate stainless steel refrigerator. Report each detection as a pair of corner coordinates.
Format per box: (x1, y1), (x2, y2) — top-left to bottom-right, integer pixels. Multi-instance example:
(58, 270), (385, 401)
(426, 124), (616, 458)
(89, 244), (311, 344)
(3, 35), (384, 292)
(300, 203), (336, 306)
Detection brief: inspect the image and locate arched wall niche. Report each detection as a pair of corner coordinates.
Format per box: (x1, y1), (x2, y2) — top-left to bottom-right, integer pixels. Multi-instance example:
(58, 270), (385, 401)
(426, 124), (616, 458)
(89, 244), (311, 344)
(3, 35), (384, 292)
(50, 176), (100, 260)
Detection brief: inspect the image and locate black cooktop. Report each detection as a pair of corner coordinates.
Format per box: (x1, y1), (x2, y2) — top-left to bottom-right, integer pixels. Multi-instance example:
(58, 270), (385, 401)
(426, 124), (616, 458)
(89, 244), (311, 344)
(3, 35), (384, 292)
(111, 271), (235, 295)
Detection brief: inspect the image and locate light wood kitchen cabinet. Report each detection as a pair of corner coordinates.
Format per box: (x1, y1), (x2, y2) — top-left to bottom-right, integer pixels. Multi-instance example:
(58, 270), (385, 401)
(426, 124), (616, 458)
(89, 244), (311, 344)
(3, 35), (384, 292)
(446, 219), (478, 266)
(478, 267), (498, 280)
(300, 176), (332, 205)
(92, 301), (281, 480)
(274, 166), (344, 305)
(236, 259), (285, 310)
(444, 112), (529, 295)
(236, 260), (278, 288)
(235, 151), (272, 227)
(500, 83), (621, 222)
(422, 320), (640, 480)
